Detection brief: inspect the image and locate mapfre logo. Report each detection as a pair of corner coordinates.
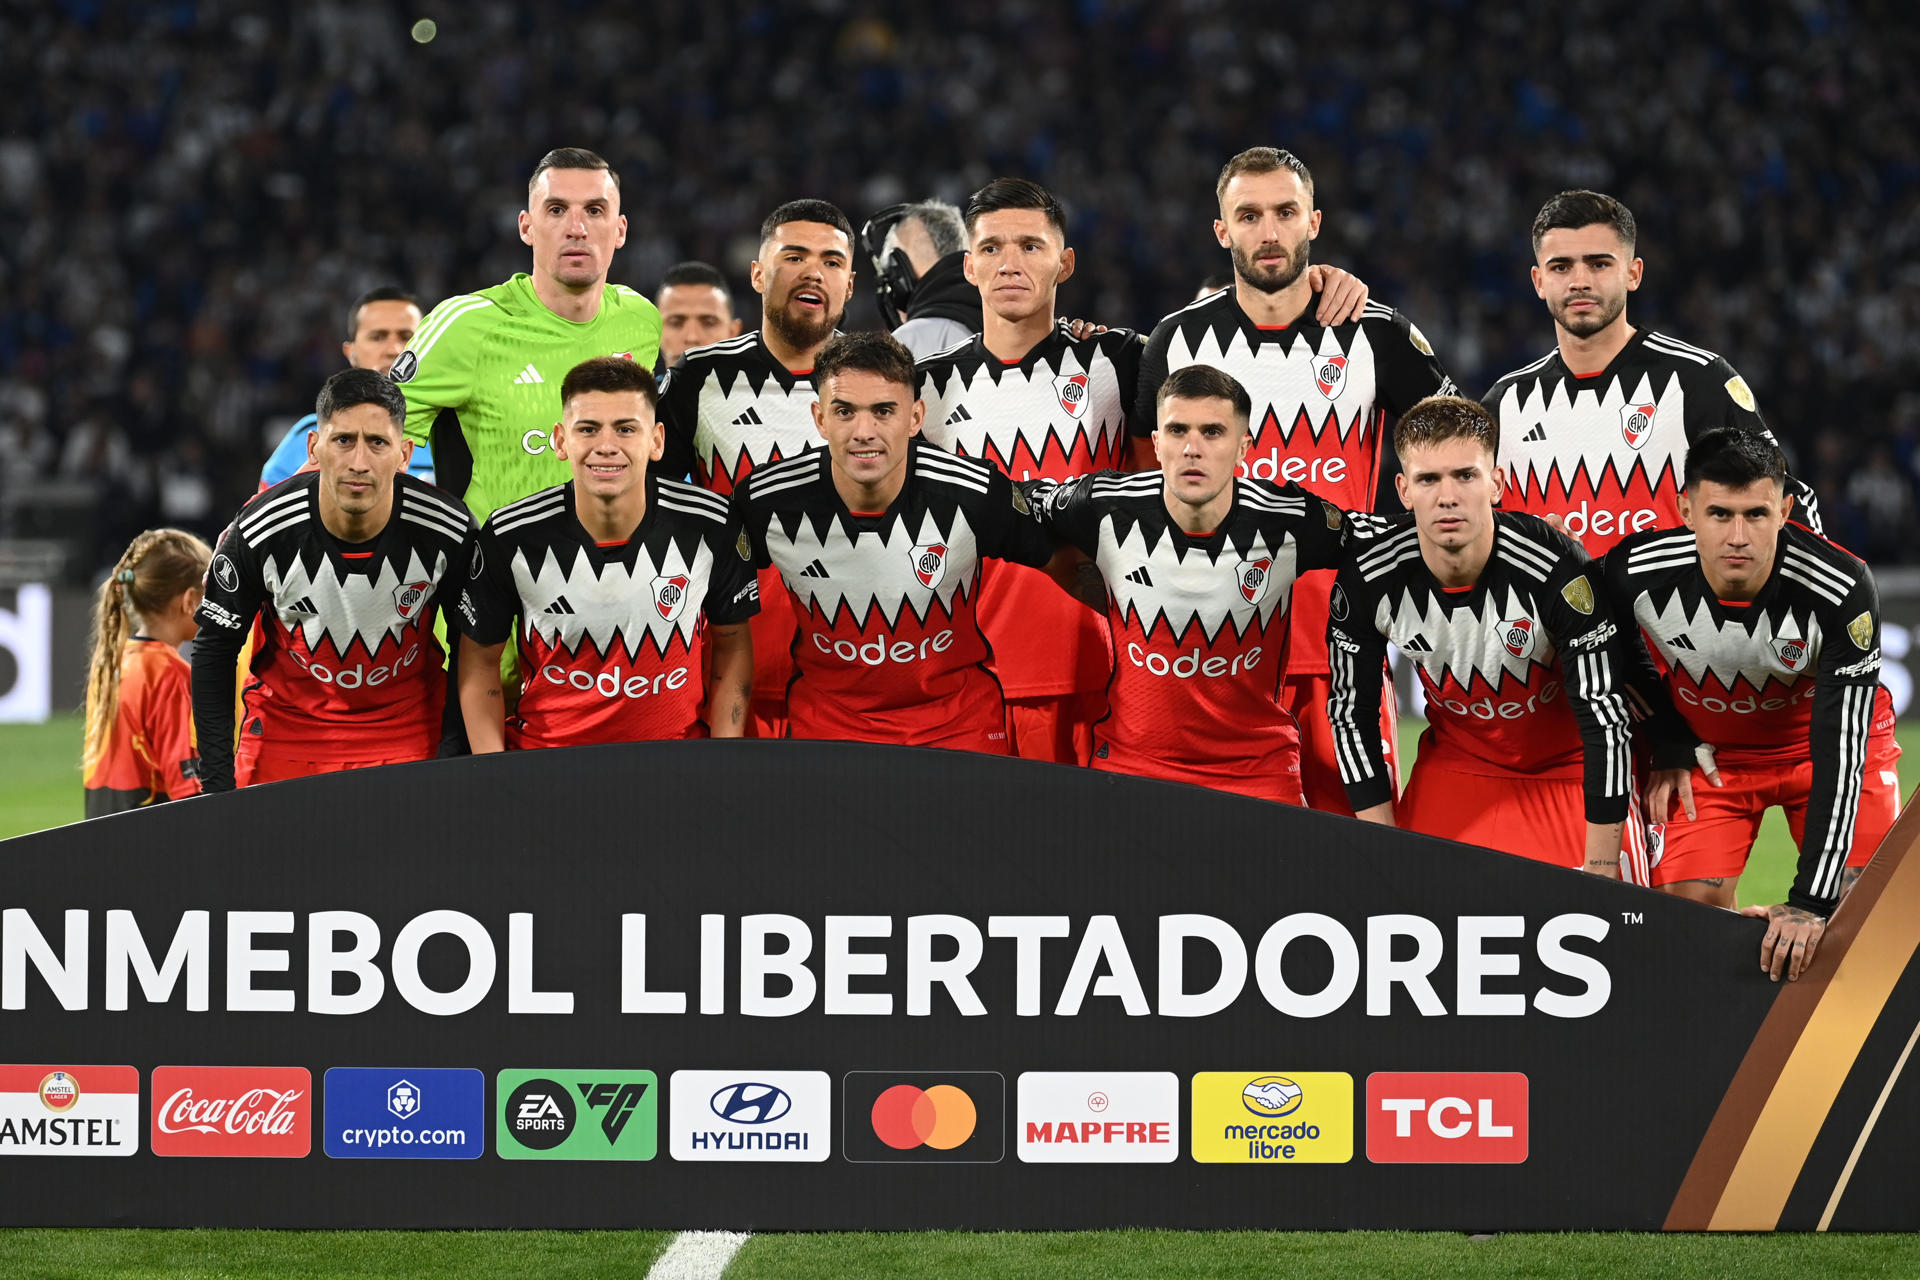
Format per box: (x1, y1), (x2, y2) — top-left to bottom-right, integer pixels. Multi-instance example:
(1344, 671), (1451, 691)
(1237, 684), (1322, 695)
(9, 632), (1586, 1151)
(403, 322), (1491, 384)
(1365, 1072), (1527, 1164)
(151, 1066), (311, 1158)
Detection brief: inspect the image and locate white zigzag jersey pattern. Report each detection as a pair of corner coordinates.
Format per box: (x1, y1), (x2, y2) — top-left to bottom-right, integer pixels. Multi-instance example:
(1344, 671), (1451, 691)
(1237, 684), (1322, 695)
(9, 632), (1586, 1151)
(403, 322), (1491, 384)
(1485, 329), (1824, 554)
(1604, 522), (1884, 911)
(659, 332), (830, 495)
(917, 323), (1139, 480)
(1326, 513), (1630, 820)
(1031, 471), (1349, 791)
(459, 479), (757, 748)
(730, 442), (1055, 748)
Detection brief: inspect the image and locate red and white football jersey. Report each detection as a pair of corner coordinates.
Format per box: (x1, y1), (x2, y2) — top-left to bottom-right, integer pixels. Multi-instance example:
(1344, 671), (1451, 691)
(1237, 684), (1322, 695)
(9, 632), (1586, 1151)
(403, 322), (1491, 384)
(1031, 471), (1349, 799)
(1138, 289), (1453, 675)
(458, 477), (758, 748)
(729, 441), (1056, 750)
(917, 321), (1141, 700)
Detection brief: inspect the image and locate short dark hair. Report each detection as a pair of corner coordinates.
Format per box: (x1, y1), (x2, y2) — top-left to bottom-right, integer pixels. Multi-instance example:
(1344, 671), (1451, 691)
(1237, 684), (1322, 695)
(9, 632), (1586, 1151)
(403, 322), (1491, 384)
(1393, 396), (1499, 463)
(528, 147), (619, 199)
(660, 261), (730, 303)
(759, 199), (854, 248)
(963, 177), (1068, 240)
(1531, 190), (1637, 257)
(345, 286), (417, 341)
(1684, 427), (1786, 492)
(1156, 364), (1252, 429)
(1215, 147), (1315, 209)
(316, 367), (406, 432)
(812, 331), (916, 394)
(560, 356), (660, 414)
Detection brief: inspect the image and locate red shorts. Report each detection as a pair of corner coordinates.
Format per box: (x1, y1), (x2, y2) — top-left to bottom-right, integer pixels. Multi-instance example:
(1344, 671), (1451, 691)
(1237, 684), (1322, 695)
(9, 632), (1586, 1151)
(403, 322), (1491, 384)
(1285, 671), (1400, 817)
(745, 697), (789, 741)
(1091, 746), (1304, 806)
(1005, 691), (1105, 766)
(1400, 753), (1587, 869)
(1652, 734), (1903, 887)
(236, 751), (426, 787)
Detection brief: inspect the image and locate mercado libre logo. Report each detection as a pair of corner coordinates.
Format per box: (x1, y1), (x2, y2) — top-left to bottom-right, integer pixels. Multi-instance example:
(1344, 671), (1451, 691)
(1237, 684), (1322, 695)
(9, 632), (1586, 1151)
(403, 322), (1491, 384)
(842, 1071), (1005, 1163)
(495, 1070), (656, 1161)
(1190, 1071), (1353, 1164)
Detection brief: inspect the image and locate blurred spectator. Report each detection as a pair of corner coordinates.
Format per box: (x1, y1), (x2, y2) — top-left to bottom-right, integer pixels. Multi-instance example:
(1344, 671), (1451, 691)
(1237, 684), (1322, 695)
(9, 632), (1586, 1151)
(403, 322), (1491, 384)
(4, 0), (1919, 575)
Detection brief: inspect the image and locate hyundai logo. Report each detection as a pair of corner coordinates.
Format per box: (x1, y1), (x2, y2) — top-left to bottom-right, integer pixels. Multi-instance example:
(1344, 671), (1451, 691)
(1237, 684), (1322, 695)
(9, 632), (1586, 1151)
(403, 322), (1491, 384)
(710, 1082), (792, 1125)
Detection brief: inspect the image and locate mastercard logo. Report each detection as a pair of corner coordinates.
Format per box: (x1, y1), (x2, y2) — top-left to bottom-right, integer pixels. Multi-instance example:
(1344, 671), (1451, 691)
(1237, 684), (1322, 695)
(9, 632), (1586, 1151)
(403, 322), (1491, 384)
(870, 1083), (977, 1150)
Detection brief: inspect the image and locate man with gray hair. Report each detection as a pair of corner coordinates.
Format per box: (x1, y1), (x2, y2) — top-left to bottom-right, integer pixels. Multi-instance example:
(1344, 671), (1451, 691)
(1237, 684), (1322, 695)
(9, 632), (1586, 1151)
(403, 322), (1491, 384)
(864, 200), (983, 358)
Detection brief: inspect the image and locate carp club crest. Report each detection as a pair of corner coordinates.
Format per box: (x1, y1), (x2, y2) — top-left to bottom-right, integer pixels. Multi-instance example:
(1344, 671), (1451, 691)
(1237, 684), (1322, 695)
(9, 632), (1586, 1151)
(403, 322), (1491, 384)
(1053, 372), (1091, 420)
(1236, 557), (1273, 606)
(1619, 401), (1657, 450)
(1773, 636), (1809, 671)
(393, 580), (432, 622)
(910, 542), (948, 590)
(1314, 354), (1348, 401)
(653, 573), (691, 622)
(1500, 617), (1537, 660)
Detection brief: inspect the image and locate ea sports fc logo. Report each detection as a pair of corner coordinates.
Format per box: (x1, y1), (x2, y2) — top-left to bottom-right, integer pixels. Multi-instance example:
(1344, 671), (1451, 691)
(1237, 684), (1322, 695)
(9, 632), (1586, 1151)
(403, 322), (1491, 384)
(871, 1083), (978, 1150)
(1242, 1076), (1305, 1119)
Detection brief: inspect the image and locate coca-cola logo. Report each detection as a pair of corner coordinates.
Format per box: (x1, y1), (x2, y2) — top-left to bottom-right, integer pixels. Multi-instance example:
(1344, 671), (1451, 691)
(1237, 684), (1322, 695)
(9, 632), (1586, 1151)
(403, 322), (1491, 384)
(151, 1066), (311, 1158)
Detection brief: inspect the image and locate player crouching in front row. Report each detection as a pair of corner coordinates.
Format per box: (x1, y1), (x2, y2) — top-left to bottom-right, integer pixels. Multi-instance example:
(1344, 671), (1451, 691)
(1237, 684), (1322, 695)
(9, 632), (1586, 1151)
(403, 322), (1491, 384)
(1606, 428), (1902, 981)
(458, 357), (758, 749)
(1328, 395), (1633, 876)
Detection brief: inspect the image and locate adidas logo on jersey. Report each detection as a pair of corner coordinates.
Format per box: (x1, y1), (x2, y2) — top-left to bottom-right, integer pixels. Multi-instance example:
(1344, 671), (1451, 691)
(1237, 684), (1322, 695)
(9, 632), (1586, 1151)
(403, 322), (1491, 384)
(1670, 633), (1696, 650)
(1523, 423), (1546, 442)
(945, 405), (973, 426)
(799, 559), (830, 579)
(1403, 634), (1434, 653)
(512, 363), (545, 385)
(733, 407), (766, 426)
(545, 595), (576, 616)
(1125, 566), (1154, 587)
(285, 596), (319, 619)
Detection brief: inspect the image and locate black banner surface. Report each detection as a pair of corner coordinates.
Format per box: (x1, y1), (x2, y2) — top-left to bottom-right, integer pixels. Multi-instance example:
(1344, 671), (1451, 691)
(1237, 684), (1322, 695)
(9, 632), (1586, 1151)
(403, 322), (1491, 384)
(0, 742), (1913, 1229)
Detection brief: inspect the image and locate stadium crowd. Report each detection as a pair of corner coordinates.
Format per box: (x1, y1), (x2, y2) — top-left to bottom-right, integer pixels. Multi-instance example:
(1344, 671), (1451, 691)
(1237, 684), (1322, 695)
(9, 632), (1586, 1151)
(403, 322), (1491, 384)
(5, 0), (1920, 570)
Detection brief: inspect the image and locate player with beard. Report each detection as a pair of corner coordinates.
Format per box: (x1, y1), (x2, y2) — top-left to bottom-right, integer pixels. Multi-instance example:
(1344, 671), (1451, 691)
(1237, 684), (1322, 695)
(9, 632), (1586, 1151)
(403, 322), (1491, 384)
(729, 332), (1057, 750)
(1028, 365), (1354, 804)
(1137, 147), (1454, 816)
(656, 199), (858, 738)
(1606, 430), (1897, 981)
(1485, 190), (1821, 553)
(1328, 397), (1632, 876)
(191, 370), (475, 790)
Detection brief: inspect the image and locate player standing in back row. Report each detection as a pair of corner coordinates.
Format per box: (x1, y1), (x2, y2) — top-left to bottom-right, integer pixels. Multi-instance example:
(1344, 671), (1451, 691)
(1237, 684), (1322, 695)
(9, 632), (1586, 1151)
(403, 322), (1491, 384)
(1484, 189), (1821, 553)
(1137, 147), (1455, 814)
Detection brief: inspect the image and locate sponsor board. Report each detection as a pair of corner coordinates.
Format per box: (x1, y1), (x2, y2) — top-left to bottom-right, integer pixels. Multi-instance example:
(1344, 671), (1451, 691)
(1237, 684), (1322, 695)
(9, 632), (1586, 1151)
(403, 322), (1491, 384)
(1190, 1072), (1353, 1163)
(1016, 1072), (1178, 1164)
(843, 1071), (1005, 1163)
(323, 1067), (484, 1160)
(669, 1070), (831, 1162)
(1366, 1072), (1528, 1164)
(495, 1070), (656, 1161)
(151, 1066), (310, 1158)
(0, 1065), (138, 1156)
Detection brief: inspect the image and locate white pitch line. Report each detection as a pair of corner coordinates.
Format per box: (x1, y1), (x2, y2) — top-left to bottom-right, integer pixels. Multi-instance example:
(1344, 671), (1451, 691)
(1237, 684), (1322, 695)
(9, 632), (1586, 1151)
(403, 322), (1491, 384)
(645, 1230), (752, 1280)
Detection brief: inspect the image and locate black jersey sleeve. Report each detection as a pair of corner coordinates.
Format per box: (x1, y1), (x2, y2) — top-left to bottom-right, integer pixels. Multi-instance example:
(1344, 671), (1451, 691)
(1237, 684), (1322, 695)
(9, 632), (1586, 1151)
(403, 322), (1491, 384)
(1369, 309), (1456, 415)
(981, 468), (1059, 569)
(455, 523), (518, 646)
(189, 522), (268, 793)
(705, 524), (762, 625)
(1326, 558), (1395, 812)
(1112, 331), (1148, 437)
(654, 362), (698, 483)
(1027, 473), (1109, 558)
(1695, 355), (1824, 535)
(1132, 322), (1173, 439)
(1793, 567), (1883, 915)
(1597, 545), (1700, 769)
(1540, 552), (1633, 824)
(1291, 490), (1357, 573)
(725, 486), (772, 572)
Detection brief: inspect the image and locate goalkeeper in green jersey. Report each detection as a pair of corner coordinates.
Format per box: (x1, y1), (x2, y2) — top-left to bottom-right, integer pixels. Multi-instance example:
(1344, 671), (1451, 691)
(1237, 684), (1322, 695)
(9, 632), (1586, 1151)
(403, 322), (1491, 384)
(391, 147), (664, 526)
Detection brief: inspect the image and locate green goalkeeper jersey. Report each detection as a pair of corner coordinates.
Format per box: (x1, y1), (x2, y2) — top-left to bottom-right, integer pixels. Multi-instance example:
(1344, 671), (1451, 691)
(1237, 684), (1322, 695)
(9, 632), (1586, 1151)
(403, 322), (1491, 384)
(391, 272), (663, 524)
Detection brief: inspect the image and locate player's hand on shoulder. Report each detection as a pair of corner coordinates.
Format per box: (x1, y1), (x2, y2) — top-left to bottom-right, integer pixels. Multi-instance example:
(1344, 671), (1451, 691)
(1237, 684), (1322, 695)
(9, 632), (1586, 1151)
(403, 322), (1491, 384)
(1740, 903), (1826, 982)
(1065, 318), (1111, 339)
(1306, 265), (1369, 325)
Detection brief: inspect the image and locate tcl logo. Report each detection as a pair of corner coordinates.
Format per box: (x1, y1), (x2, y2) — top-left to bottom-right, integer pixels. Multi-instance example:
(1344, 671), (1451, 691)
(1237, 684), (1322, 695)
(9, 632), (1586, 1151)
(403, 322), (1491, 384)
(1365, 1072), (1527, 1164)
(151, 1066), (311, 1158)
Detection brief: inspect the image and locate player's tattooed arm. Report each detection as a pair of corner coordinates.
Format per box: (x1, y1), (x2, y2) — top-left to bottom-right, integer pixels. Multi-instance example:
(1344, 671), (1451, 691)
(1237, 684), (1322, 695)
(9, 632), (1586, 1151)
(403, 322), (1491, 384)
(458, 637), (509, 753)
(1739, 902), (1828, 982)
(1305, 264), (1370, 325)
(1041, 545), (1107, 612)
(1583, 821), (1624, 880)
(706, 623), (755, 739)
